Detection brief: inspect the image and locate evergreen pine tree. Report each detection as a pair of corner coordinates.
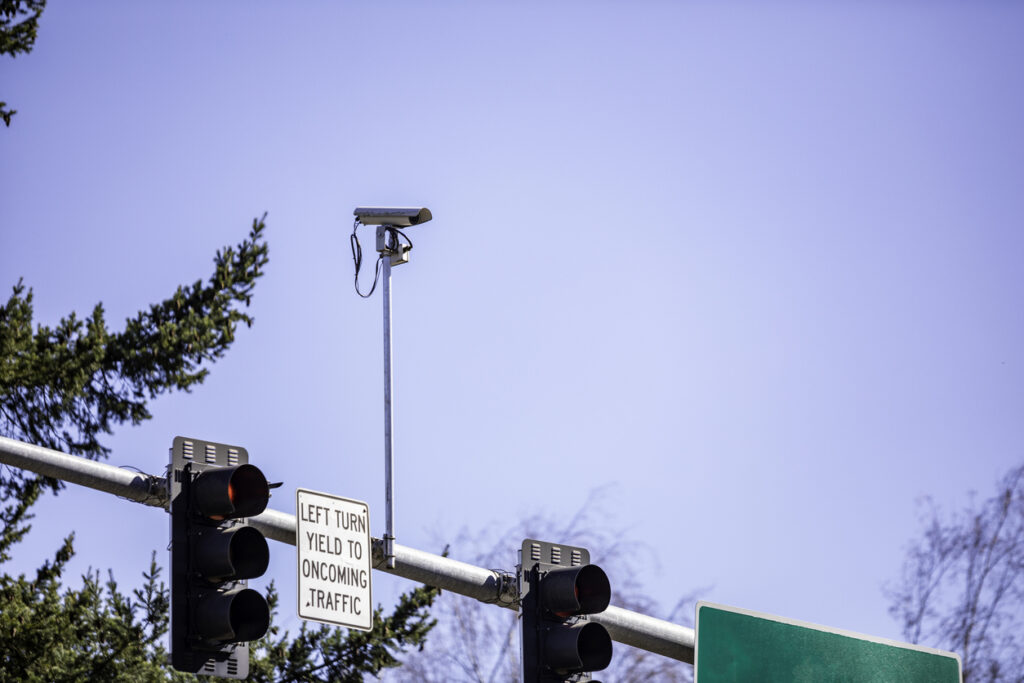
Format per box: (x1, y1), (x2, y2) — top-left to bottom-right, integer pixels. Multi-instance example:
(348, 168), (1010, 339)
(2, 11), (437, 679)
(0, 220), (438, 681)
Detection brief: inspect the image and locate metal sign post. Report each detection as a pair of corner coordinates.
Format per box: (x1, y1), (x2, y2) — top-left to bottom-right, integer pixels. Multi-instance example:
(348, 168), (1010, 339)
(351, 207), (432, 570)
(381, 238), (396, 569)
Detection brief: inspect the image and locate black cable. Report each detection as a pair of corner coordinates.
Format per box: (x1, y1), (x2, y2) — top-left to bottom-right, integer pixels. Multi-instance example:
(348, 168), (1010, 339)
(351, 221), (414, 298)
(351, 218), (383, 298)
(388, 226), (414, 254)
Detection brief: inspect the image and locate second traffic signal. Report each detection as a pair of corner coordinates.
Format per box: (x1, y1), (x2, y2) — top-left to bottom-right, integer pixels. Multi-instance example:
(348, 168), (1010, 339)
(170, 437), (272, 679)
(521, 539), (613, 683)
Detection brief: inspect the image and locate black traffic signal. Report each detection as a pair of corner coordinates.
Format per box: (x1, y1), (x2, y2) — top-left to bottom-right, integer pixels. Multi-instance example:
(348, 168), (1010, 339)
(521, 539), (613, 682)
(170, 437), (272, 679)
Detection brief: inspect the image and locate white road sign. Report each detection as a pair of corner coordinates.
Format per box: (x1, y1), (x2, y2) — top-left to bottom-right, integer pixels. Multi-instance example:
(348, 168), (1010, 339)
(296, 488), (373, 631)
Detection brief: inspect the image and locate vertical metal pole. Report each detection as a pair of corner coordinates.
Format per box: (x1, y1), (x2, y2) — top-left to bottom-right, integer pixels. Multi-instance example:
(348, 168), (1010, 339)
(382, 254), (396, 569)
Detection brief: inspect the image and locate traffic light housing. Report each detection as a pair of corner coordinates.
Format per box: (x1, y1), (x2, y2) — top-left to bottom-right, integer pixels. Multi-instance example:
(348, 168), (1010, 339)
(521, 539), (613, 682)
(170, 437), (272, 678)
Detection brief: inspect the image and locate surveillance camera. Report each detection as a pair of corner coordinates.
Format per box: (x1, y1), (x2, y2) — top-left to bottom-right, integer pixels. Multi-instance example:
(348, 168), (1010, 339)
(353, 207), (432, 227)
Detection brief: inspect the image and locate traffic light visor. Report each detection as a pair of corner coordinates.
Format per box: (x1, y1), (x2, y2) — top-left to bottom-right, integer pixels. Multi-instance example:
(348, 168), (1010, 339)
(542, 564), (611, 616)
(230, 588), (271, 642)
(544, 621), (613, 673)
(195, 587), (270, 644)
(193, 464), (269, 519)
(194, 525), (270, 581)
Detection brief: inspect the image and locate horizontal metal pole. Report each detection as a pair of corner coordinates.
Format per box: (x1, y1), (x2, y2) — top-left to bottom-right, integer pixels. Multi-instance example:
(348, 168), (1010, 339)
(0, 435), (695, 663)
(250, 505), (518, 607)
(595, 606), (695, 664)
(0, 435), (168, 508)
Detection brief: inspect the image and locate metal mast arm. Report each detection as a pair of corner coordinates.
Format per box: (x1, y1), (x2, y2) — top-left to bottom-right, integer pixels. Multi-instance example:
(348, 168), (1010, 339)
(0, 435), (695, 664)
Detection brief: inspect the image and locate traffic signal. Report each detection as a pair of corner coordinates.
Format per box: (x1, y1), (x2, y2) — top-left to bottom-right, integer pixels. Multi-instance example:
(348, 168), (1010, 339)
(520, 539), (613, 683)
(170, 437), (272, 679)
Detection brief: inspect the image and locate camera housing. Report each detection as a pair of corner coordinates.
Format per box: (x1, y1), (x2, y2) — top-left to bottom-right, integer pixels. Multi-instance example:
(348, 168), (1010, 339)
(353, 207), (432, 227)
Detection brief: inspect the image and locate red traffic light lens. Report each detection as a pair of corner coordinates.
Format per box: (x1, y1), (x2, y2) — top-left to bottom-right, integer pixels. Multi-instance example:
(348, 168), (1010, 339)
(193, 464), (269, 520)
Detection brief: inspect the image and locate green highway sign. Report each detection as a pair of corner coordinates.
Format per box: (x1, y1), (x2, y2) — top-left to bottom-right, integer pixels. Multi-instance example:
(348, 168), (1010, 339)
(695, 602), (961, 682)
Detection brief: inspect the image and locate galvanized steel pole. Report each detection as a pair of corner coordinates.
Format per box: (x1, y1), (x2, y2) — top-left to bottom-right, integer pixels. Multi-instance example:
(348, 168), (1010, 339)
(382, 252), (396, 569)
(0, 435), (695, 664)
(0, 435), (168, 507)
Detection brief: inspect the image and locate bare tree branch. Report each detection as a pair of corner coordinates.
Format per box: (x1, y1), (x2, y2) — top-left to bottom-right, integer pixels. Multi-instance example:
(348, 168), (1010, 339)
(887, 463), (1024, 683)
(383, 486), (699, 683)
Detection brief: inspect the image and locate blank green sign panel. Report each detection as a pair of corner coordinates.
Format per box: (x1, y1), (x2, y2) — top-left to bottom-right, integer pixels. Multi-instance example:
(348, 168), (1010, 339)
(695, 602), (961, 683)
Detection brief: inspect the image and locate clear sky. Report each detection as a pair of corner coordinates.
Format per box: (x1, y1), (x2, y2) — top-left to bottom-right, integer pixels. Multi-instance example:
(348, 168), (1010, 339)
(2, 0), (1023, 665)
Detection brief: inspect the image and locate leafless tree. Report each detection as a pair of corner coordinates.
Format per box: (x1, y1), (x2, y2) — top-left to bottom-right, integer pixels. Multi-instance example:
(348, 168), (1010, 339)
(887, 463), (1024, 683)
(386, 487), (697, 682)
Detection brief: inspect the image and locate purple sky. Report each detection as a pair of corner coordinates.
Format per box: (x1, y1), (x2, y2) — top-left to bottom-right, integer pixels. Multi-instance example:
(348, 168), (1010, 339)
(2, 0), (1023, 667)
